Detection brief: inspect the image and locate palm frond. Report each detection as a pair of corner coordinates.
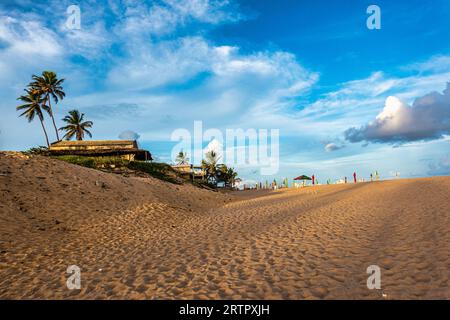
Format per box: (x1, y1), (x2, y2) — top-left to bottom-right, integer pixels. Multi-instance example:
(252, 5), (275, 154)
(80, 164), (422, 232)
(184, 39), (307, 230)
(59, 109), (93, 140)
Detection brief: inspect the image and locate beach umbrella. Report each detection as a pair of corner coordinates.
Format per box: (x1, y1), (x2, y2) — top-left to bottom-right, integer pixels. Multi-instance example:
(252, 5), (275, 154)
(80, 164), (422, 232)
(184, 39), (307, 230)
(293, 175), (311, 180)
(293, 175), (311, 187)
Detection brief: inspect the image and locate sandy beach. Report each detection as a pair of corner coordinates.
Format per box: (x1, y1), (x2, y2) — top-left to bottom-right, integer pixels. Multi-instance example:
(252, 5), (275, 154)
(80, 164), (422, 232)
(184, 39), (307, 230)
(0, 152), (448, 299)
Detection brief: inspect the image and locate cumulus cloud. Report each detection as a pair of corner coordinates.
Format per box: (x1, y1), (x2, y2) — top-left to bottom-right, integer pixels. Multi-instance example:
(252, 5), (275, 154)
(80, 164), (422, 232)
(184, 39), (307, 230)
(118, 130), (140, 141)
(297, 68), (450, 137)
(345, 83), (450, 144)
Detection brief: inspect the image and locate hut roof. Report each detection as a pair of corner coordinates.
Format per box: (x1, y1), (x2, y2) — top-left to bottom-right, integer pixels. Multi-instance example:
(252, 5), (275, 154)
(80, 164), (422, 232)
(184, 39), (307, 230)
(293, 175), (311, 180)
(50, 140), (138, 148)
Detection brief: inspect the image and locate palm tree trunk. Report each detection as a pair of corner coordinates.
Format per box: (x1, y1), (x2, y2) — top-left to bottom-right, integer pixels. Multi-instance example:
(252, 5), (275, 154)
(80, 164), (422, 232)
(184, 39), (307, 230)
(47, 95), (60, 141)
(39, 117), (50, 147)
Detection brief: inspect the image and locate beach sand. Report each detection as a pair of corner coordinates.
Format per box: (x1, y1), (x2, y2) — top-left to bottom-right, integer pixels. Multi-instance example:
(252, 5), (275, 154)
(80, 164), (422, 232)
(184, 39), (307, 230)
(0, 152), (449, 299)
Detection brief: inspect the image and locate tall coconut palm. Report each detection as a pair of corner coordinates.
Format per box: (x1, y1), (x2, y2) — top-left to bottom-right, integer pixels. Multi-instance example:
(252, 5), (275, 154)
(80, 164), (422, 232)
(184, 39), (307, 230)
(30, 71), (65, 141)
(16, 89), (50, 147)
(175, 150), (190, 165)
(59, 110), (93, 141)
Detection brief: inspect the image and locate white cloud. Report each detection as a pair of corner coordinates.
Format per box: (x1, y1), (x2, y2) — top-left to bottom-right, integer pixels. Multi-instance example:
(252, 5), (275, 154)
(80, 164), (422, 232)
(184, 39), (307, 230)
(0, 12), (67, 94)
(403, 55), (450, 73)
(324, 142), (345, 152)
(114, 0), (242, 38)
(164, 0), (242, 24)
(107, 36), (212, 89)
(62, 21), (112, 59)
(0, 16), (62, 57)
(295, 67), (450, 137)
(106, 36), (317, 96)
(345, 83), (450, 144)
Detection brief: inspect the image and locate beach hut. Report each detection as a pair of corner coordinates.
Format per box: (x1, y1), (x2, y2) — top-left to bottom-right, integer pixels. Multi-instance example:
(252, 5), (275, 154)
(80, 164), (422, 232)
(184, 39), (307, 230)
(171, 164), (206, 181)
(49, 140), (152, 161)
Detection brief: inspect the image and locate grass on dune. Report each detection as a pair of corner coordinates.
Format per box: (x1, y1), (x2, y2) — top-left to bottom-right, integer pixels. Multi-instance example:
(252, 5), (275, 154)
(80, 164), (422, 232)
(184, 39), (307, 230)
(51, 155), (180, 184)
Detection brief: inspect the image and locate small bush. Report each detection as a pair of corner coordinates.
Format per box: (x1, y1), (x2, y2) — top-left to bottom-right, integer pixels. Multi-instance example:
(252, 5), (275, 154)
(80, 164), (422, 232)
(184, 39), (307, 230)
(52, 155), (97, 168)
(94, 157), (129, 168)
(52, 156), (129, 169)
(24, 146), (50, 156)
(128, 161), (180, 184)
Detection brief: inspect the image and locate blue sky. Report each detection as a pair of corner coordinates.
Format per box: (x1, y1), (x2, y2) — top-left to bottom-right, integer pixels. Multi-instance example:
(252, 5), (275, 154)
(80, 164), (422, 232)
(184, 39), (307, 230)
(1, 0), (450, 183)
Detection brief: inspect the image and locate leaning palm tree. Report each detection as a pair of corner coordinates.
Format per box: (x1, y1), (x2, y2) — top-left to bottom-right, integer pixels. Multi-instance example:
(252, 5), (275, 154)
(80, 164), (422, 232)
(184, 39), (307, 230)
(175, 150), (190, 165)
(59, 110), (93, 141)
(30, 71), (65, 141)
(16, 89), (50, 147)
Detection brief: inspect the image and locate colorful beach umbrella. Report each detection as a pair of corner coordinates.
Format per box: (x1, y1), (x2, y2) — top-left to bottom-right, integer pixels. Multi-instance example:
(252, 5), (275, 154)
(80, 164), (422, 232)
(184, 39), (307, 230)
(293, 175), (311, 180)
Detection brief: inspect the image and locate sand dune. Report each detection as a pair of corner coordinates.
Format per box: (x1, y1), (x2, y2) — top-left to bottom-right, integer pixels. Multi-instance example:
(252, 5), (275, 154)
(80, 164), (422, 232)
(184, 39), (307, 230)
(0, 152), (448, 299)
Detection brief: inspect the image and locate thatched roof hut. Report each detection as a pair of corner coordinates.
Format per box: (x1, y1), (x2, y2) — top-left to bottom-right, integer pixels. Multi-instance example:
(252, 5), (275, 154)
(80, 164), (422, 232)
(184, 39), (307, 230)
(171, 164), (206, 180)
(49, 140), (152, 161)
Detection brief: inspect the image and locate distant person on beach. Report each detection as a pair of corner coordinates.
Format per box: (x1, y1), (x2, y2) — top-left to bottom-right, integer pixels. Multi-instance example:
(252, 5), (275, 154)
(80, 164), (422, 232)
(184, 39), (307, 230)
(353, 172), (357, 183)
(312, 174), (315, 185)
(370, 173), (373, 182)
(344, 177), (347, 184)
(376, 171), (380, 181)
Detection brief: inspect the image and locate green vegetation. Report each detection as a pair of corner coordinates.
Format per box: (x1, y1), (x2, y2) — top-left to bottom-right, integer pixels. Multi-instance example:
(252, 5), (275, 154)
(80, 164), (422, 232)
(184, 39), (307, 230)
(201, 150), (238, 188)
(52, 155), (128, 169)
(127, 161), (180, 184)
(23, 146), (50, 156)
(52, 155), (180, 184)
(53, 151), (239, 189)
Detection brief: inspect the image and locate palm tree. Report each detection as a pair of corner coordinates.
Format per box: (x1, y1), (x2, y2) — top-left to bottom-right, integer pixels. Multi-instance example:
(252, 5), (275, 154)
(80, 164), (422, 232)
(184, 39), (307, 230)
(226, 167), (238, 187)
(16, 89), (50, 147)
(175, 150), (190, 165)
(201, 150), (221, 185)
(216, 165), (238, 187)
(59, 110), (93, 141)
(30, 71), (65, 141)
